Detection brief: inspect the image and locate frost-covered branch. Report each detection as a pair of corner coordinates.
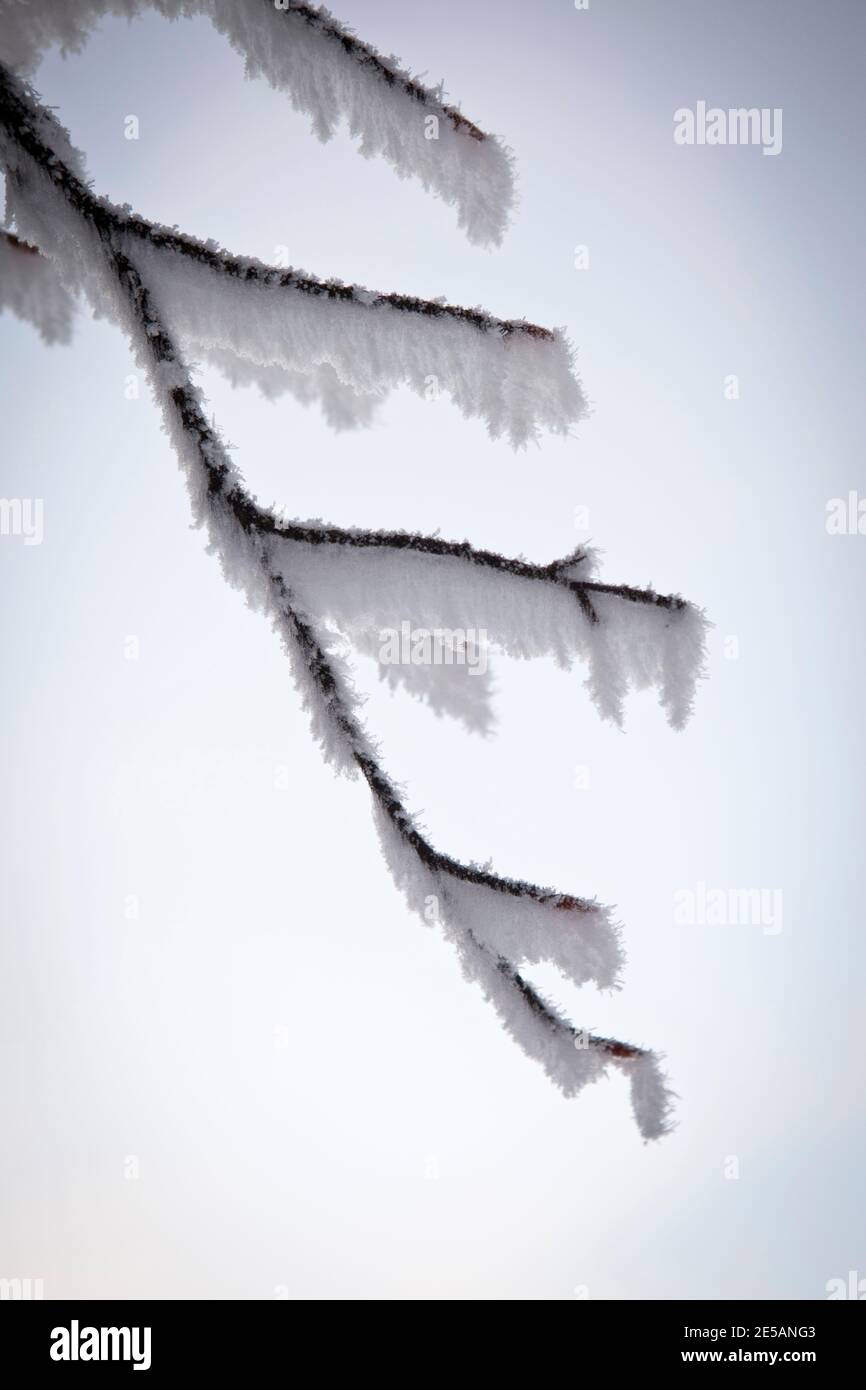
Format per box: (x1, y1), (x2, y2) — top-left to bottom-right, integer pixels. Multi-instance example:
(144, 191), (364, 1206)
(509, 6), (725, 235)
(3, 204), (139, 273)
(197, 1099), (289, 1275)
(117, 214), (586, 447)
(0, 93), (581, 444)
(0, 12), (702, 1139)
(0, 0), (516, 245)
(229, 513), (705, 731)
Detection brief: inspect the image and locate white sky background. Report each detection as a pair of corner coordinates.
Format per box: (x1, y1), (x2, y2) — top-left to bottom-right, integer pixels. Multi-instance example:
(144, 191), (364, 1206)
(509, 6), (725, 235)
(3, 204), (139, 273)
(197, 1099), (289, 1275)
(1, 0), (864, 1299)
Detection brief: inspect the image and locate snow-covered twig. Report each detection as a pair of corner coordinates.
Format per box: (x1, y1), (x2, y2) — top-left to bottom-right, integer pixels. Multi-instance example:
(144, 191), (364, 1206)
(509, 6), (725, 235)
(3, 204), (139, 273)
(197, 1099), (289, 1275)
(231, 515), (705, 731)
(115, 217), (587, 447)
(0, 0), (516, 245)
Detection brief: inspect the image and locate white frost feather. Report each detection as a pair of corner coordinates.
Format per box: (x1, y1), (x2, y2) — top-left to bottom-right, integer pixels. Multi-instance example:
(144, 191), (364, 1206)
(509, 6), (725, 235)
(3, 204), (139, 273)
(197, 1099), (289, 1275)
(0, 230), (75, 343)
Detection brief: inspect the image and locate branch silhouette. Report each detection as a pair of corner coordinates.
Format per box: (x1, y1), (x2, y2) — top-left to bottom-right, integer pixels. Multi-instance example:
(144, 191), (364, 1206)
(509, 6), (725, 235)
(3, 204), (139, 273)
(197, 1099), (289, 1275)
(0, 4), (707, 1139)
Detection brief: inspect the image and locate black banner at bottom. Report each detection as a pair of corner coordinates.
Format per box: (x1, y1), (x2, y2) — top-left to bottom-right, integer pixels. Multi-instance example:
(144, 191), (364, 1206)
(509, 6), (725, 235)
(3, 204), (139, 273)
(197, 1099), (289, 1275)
(2, 1298), (862, 1373)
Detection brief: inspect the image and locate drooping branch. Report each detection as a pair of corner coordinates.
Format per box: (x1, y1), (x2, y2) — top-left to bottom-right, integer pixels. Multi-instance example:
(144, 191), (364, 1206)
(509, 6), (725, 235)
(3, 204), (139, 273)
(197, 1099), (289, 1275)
(219, 495), (707, 731)
(107, 234), (648, 1093)
(0, 48), (688, 1139)
(0, 0), (516, 245)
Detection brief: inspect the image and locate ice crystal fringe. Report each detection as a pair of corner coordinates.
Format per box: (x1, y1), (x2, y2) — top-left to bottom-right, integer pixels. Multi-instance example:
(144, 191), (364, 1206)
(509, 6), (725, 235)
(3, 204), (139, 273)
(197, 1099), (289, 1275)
(0, 228), (75, 342)
(0, 12), (704, 1138)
